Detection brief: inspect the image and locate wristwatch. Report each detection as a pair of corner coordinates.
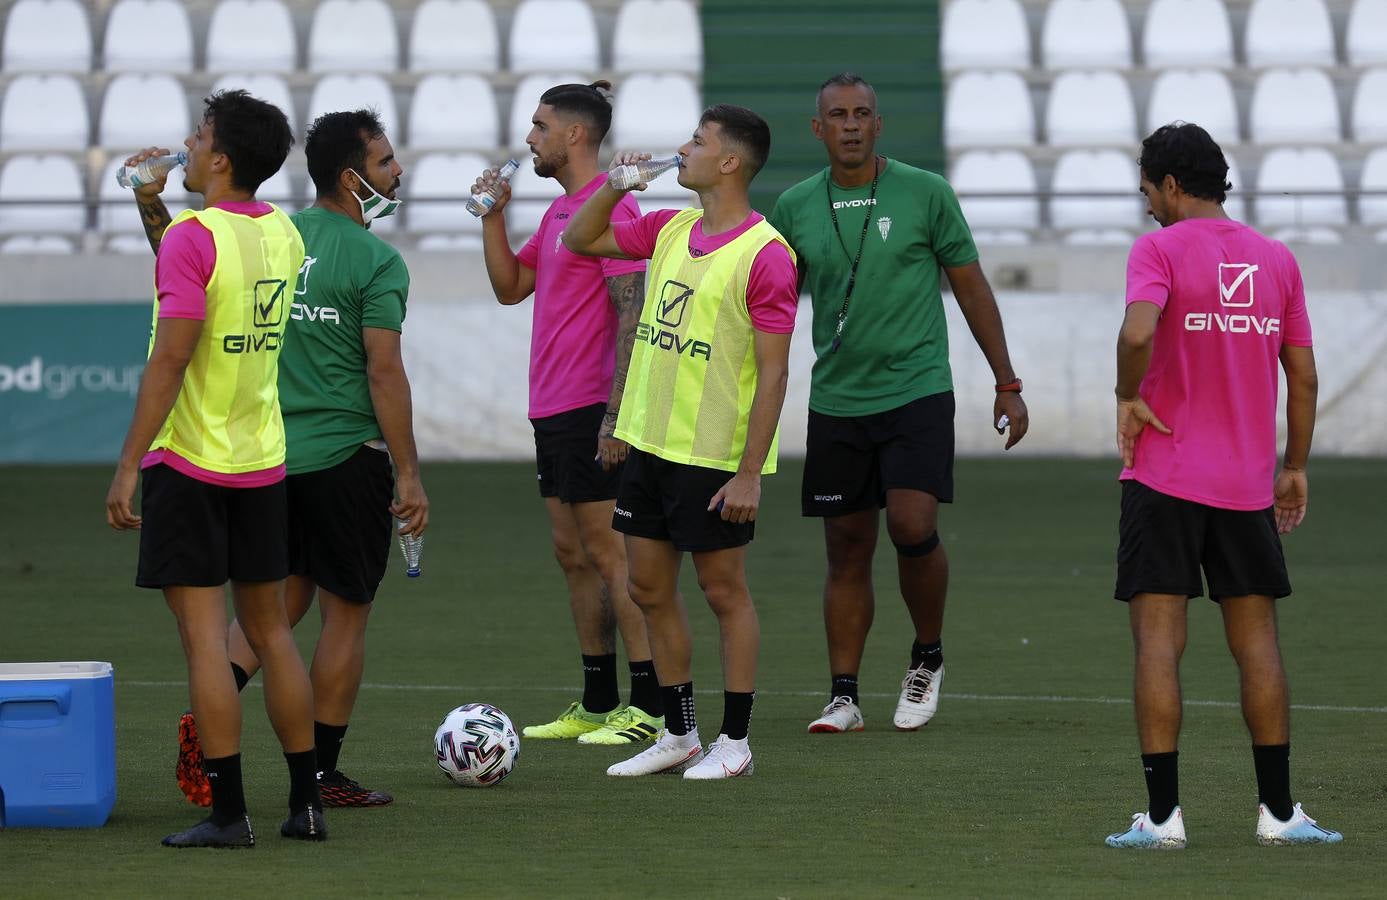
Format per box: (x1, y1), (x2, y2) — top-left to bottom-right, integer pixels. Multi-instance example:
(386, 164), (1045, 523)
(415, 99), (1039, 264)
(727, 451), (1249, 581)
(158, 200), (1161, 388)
(995, 378), (1023, 393)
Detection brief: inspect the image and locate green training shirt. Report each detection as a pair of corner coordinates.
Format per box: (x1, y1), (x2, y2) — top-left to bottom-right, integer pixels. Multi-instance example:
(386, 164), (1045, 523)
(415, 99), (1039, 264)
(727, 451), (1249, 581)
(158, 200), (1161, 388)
(769, 159), (978, 417)
(278, 206), (408, 475)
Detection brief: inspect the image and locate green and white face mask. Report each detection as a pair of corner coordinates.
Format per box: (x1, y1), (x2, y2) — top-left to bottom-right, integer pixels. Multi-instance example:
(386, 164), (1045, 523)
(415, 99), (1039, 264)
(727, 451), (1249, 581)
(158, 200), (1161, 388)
(348, 168), (402, 223)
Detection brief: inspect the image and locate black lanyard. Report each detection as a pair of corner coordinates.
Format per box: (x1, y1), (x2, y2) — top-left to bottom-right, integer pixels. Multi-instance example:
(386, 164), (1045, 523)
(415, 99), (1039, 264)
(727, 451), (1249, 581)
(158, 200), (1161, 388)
(825, 160), (880, 353)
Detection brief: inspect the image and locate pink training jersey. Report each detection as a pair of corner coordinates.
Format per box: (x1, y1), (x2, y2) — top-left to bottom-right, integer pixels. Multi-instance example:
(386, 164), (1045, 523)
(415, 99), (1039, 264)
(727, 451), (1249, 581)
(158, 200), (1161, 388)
(142, 200), (286, 488)
(611, 209), (798, 334)
(517, 174), (645, 419)
(1121, 217), (1312, 510)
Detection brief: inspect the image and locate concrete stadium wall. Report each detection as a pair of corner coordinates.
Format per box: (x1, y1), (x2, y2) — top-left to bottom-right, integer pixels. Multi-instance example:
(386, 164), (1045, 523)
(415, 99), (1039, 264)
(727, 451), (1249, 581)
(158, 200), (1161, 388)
(3, 247), (1385, 460)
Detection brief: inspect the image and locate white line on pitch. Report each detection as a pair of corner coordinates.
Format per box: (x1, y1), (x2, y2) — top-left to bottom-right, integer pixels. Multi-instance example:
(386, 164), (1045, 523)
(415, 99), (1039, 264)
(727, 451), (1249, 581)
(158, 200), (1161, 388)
(117, 680), (1387, 715)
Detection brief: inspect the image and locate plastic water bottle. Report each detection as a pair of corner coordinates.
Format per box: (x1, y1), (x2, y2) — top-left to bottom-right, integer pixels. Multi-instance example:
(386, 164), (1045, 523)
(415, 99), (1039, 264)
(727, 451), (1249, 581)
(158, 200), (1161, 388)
(397, 519), (423, 577)
(466, 158), (520, 217)
(116, 151), (187, 189)
(608, 155), (681, 191)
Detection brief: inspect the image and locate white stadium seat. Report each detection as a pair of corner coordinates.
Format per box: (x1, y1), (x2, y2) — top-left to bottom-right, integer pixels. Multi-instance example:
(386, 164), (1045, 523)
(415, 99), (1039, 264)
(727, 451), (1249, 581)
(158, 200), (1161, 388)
(1, 235), (75, 254)
(1145, 69), (1239, 143)
(409, 0), (499, 73)
(409, 75), (498, 151)
(613, 74), (700, 149)
(257, 168), (296, 212)
(3, 0), (91, 72)
(1244, 0), (1335, 68)
(1271, 226), (1342, 244)
(103, 0), (193, 73)
(308, 0), (398, 73)
(1223, 153), (1248, 223)
(407, 151), (488, 235)
(97, 156), (190, 234)
(206, 0), (296, 73)
(1063, 228), (1135, 245)
(1, 75), (88, 151)
(1050, 149), (1141, 230)
(1255, 147), (1347, 228)
(1142, 0), (1234, 69)
(1045, 70), (1136, 146)
(944, 71), (1034, 147)
(1351, 68), (1387, 144)
(1347, 0), (1387, 66)
(0, 154), (85, 234)
(941, 0), (1030, 71)
(508, 73), (584, 149)
(1358, 148), (1387, 227)
(614, 0), (701, 74)
(210, 74), (295, 134)
(949, 150), (1039, 230)
(1041, 0), (1132, 69)
(1249, 68), (1340, 145)
(509, 0), (599, 73)
(305, 75), (397, 141)
(99, 74), (188, 149)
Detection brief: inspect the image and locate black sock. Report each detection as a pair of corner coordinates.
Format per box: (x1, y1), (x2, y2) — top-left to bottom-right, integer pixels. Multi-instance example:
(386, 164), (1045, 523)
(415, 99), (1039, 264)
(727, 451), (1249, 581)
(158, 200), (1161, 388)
(627, 660), (662, 717)
(203, 753), (247, 825)
(581, 653), (619, 714)
(1142, 751), (1180, 825)
(230, 663), (250, 692)
(661, 682), (696, 736)
(830, 674), (859, 704)
(911, 640), (943, 671)
(314, 722), (348, 776)
(284, 748), (320, 815)
(1253, 743), (1294, 821)
(720, 691), (755, 741)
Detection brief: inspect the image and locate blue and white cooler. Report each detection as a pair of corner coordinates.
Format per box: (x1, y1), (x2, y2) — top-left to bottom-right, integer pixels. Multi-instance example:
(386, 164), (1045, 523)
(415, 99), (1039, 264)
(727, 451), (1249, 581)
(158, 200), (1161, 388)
(0, 661), (116, 828)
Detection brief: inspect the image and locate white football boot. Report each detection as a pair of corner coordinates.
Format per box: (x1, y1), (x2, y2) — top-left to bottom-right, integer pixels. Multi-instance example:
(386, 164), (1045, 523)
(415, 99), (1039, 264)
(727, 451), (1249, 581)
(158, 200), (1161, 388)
(606, 729), (702, 777)
(1105, 808), (1188, 849)
(682, 734), (753, 780)
(893, 663), (944, 730)
(1255, 803), (1343, 845)
(808, 696), (865, 733)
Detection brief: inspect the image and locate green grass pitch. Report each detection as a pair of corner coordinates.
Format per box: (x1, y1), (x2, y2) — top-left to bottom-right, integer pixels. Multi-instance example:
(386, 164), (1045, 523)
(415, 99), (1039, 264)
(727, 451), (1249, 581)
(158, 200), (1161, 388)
(1, 459), (1382, 897)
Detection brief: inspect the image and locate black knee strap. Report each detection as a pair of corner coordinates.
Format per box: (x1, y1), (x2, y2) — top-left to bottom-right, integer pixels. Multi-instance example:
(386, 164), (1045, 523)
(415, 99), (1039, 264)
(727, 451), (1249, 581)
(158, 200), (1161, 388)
(894, 531), (940, 558)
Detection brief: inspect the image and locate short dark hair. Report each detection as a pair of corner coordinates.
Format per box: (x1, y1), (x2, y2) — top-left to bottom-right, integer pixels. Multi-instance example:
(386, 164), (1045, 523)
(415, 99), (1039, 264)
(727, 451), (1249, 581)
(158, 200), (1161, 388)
(538, 80), (613, 145)
(202, 89), (293, 193)
(1138, 122), (1231, 204)
(698, 104), (771, 181)
(818, 72), (876, 108)
(304, 109), (386, 196)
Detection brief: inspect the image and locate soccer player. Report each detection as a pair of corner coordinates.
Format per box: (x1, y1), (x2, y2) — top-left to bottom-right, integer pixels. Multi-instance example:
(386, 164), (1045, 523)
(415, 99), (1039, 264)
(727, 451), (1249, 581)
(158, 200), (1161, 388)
(1104, 123), (1341, 849)
(105, 90), (324, 847)
(768, 73), (1028, 734)
(474, 81), (662, 745)
(563, 104), (797, 779)
(135, 110), (428, 809)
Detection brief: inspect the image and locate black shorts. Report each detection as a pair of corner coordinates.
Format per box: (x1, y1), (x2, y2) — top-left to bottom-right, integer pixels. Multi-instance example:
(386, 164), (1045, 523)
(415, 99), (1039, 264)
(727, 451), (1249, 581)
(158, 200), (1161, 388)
(288, 444), (395, 604)
(1115, 480), (1291, 602)
(613, 447), (754, 552)
(532, 403), (623, 504)
(802, 391), (956, 517)
(136, 464), (288, 588)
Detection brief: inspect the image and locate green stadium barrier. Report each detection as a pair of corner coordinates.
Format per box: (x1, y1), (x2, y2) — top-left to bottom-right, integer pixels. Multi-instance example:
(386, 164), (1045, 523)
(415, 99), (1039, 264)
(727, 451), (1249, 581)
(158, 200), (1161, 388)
(0, 304), (149, 463)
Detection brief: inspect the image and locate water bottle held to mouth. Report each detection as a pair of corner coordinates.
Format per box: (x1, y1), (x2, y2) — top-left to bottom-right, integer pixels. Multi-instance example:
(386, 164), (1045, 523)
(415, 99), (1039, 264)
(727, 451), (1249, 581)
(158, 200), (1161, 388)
(608, 155), (681, 191)
(116, 151), (187, 189)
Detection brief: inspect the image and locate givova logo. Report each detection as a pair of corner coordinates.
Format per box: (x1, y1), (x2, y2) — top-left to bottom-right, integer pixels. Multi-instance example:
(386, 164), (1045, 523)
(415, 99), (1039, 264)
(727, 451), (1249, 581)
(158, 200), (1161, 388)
(0, 356), (142, 398)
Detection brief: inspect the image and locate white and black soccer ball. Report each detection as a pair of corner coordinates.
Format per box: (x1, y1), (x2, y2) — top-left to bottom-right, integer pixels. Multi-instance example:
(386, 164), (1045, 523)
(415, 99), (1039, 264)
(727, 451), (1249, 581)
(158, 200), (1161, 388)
(433, 703), (520, 787)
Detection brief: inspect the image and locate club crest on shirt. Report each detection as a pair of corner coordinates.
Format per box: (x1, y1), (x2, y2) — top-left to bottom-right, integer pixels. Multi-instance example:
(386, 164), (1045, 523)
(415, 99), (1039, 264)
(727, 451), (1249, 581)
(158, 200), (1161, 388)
(877, 216), (892, 242)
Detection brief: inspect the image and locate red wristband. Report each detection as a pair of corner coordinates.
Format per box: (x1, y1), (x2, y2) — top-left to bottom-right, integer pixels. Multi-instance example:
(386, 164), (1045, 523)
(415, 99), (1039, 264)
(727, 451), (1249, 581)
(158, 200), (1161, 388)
(995, 378), (1023, 393)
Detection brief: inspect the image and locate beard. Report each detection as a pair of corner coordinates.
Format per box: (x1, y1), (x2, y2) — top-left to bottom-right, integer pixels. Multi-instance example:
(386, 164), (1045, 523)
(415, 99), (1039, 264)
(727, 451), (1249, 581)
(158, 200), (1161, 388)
(533, 147), (568, 178)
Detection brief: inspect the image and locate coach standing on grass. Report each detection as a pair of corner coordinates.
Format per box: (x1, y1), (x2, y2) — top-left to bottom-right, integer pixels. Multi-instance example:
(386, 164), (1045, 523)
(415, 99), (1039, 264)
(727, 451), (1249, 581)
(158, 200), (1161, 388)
(105, 90), (325, 847)
(1104, 122), (1341, 850)
(768, 73), (1028, 736)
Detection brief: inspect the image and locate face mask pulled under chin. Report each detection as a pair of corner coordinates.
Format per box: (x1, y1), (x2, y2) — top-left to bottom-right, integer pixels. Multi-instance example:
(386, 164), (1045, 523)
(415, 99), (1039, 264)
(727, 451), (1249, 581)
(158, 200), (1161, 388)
(348, 169), (402, 223)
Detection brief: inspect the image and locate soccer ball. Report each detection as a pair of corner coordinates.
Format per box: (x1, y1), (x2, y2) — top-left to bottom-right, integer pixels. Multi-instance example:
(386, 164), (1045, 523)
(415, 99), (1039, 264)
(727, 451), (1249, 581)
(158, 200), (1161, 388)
(433, 703), (520, 787)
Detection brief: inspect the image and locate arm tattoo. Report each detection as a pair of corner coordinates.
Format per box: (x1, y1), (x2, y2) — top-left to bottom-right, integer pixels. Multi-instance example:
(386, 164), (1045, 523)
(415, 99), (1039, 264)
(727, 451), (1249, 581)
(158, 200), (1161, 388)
(137, 195), (174, 254)
(604, 272), (645, 428)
